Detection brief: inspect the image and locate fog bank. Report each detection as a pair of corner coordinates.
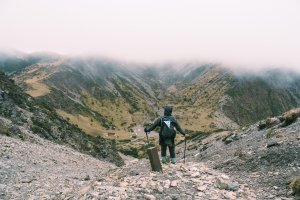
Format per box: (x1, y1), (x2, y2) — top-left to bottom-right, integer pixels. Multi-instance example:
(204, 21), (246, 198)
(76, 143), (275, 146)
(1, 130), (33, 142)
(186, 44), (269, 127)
(0, 0), (299, 71)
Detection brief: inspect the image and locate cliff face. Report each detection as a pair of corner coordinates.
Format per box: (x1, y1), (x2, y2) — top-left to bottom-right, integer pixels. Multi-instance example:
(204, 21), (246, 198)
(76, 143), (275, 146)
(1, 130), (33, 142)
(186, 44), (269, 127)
(0, 71), (124, 166)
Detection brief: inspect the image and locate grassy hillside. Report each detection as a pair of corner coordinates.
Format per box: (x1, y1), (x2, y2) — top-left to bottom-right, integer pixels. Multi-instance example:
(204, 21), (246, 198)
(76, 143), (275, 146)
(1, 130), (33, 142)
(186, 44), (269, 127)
(162, 66), (234, 131)
(7, 56), (300, 138)
(0, 71), (124, 166)
(13, 59), (160, 138)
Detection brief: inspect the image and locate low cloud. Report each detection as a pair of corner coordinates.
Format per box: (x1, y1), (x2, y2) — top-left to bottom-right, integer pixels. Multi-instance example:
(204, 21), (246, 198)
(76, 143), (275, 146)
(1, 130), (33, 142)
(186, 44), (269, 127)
(0, 0), (299, 71)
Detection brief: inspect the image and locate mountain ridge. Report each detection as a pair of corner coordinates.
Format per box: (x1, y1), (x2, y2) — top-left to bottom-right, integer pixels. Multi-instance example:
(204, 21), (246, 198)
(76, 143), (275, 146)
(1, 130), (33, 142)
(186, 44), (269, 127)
(1, 53), (300, 139)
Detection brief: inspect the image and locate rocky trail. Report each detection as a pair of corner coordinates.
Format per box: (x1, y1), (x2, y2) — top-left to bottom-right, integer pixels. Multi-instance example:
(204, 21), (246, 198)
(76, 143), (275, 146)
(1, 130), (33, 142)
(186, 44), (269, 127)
(86, 159), (259, 200)
(1, 131), (293, 200)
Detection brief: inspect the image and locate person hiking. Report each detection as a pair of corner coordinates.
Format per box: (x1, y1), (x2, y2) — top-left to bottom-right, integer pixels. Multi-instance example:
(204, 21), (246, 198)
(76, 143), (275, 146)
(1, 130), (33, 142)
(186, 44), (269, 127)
(144, 105), (188, 164)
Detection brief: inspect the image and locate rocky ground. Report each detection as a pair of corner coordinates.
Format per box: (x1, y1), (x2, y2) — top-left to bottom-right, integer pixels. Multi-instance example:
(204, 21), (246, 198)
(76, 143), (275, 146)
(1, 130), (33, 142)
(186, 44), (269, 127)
(0, 133), (117, 200)
(1, 105), (299, 200)
(84, 159), (260, 200)
(0, 132), (258, 200)
(2, 129), (297, 200)
(176, 111), (300, 200)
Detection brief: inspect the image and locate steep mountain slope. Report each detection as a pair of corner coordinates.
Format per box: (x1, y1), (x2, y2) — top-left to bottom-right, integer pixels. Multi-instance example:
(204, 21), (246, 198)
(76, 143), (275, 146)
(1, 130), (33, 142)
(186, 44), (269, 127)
(0, 71), (124, 166)
(12, 58), (233, 134)
(3, 53), (300, 138)
(13, 57), (162, 138)
(223, 70), (300, 125)
(161, 65), (238, 131)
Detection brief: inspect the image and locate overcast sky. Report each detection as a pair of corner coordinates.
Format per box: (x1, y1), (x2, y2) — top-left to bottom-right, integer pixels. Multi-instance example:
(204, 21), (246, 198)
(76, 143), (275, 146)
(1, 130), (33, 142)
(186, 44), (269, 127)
(0, 0), (299, 69)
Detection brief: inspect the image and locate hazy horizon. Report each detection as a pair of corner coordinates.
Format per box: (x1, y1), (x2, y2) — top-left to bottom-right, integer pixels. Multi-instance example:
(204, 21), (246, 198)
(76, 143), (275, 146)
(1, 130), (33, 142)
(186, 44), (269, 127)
(1, 0), (299, 70)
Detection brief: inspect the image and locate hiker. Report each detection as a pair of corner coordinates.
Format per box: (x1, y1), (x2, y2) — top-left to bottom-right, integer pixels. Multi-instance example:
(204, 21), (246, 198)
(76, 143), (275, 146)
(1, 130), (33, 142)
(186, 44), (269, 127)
(144, 105), (188, 164)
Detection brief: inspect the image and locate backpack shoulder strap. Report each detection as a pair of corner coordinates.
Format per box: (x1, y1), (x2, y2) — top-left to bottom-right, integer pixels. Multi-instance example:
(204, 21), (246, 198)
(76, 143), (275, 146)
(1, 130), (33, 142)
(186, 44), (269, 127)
(159, 116), (164, 135)
(161, 116), (168, 124)
(160, 116), (164, 127)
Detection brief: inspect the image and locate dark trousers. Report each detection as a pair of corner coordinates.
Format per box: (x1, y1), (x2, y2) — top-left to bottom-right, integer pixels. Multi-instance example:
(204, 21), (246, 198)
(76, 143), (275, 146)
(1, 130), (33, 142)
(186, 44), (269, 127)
(161, 144), (175, 158)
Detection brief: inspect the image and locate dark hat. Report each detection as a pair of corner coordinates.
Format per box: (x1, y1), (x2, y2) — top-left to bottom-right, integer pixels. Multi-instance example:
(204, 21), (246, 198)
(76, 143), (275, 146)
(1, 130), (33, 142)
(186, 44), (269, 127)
(164, 105), (173, 116)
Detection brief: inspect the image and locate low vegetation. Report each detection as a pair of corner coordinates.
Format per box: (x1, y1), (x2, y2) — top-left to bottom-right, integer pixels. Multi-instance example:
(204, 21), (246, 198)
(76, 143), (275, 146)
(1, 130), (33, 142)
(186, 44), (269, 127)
(0, 71), (124, 166)
(290, 178), (300, 196)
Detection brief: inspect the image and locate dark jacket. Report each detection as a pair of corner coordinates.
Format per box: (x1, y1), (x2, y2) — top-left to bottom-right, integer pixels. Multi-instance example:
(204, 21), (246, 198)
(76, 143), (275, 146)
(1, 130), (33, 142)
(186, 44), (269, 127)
(145, 105), (185, 145)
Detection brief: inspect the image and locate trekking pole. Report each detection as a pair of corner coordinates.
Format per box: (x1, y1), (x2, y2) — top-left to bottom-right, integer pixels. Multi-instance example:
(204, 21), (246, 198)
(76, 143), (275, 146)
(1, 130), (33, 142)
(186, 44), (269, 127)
(146, 132), (150, 145)
(184, 136), (187, 164)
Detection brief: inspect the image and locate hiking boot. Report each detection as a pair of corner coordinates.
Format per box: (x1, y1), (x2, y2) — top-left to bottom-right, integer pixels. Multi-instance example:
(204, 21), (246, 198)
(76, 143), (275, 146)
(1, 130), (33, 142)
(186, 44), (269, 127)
(161, 156), (167, 164)
(171, 158), (176, 164)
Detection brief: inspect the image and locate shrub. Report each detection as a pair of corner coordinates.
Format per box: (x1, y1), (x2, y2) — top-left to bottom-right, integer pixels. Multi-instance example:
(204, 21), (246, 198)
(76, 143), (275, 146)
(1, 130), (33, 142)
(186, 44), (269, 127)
(119, 146), (139, 158)
(0, 125), (10, 136)
(266, 128), (275, 139)
(290, 178), (300, 196)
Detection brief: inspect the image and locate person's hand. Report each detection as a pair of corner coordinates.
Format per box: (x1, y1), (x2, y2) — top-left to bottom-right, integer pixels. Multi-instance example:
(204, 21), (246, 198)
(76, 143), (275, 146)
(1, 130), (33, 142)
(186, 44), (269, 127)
(184, 134), (190, 139)
(144, 128), (148, 133)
